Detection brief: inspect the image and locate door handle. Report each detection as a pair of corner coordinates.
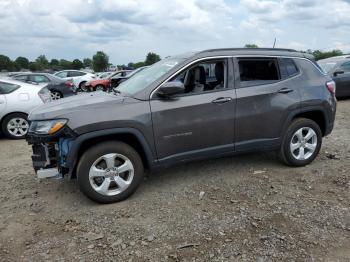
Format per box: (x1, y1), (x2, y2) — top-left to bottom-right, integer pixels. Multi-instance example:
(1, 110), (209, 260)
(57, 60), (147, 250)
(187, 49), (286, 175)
(212, 97), (232, 104)
(277, 88), (294, 94)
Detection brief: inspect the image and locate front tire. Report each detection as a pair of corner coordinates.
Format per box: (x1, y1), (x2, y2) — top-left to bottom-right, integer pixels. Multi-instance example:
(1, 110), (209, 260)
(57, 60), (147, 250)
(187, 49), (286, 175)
(77, 141), (144, 203)
(79, 81), (88, 92)
(1, 113), (29, 139)
(95, 85), (105, 92)
(50, 90), (63, 100)
(280, 118), (322, 166)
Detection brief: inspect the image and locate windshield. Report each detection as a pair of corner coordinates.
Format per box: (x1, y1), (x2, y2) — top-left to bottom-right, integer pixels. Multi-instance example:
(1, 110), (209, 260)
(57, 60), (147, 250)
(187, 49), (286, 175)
(318, 62), (337, 73)
(117, 58), (183, 95)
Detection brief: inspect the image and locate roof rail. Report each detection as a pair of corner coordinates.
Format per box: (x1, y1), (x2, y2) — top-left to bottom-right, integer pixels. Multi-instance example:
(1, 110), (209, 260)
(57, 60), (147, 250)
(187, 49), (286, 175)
(200, 48), (297, 53)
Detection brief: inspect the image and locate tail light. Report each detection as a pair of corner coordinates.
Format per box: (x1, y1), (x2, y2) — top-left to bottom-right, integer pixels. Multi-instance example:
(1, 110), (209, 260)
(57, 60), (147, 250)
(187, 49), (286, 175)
(65, 81), (74, 88)
(38, 87), (51, 103)
(326, 80), (336, 95)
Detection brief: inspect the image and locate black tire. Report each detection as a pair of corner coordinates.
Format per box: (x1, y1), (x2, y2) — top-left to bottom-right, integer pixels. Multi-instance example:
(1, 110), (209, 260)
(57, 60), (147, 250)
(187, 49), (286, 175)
(79, 81), (87, 92)
(77, 141), (144, 203)
(95, 85), (105, 92)
(1, 113), (29, 139)
(280, 118), (322, 166)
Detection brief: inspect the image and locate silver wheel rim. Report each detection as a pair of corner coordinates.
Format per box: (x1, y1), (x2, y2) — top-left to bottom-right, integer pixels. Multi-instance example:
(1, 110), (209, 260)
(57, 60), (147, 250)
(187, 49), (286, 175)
(7, 117), (29, 137)
(50, 91), (62, 100)
(89, 153), (134, 196)
(96, 86), (104, 91)
(290, 127), (317, 160)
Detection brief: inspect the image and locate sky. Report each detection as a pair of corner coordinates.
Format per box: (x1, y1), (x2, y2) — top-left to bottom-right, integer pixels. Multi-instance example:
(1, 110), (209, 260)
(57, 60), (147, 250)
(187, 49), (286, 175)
(1, 0), (350, 65)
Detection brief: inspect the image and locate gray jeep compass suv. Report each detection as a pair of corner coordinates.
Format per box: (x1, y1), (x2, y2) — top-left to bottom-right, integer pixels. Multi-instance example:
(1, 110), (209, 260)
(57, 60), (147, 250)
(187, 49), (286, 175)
(27, 48), (337, 203)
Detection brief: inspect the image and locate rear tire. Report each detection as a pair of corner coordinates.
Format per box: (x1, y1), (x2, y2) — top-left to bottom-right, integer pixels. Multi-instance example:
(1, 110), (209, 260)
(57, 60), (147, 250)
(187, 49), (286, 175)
(1, 113), (29, 139)
(280, 118), (322, 166)
(77, 141), (144, 203)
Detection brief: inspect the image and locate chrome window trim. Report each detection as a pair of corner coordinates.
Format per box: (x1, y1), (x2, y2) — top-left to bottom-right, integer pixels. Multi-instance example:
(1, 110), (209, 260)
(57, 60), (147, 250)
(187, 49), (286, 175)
(149, 55), (326, 99)
(150, 56), (231, 99)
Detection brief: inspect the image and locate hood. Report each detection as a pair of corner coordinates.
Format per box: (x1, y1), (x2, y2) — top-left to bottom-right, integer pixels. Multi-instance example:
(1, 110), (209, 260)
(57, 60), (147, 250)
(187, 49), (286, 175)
(29, 92), (123, 121)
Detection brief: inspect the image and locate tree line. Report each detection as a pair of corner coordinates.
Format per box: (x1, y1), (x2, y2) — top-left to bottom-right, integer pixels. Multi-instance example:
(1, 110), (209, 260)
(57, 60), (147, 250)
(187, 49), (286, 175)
(0, 45), (345, 73)
(244, 44), (346, 61)
(0, 51), (161, 73)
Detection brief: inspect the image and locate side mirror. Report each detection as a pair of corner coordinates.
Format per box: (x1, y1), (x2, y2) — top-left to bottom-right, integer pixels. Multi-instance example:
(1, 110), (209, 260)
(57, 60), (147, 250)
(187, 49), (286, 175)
(333, 70), (344, 77)
(157, 81), (185, 98)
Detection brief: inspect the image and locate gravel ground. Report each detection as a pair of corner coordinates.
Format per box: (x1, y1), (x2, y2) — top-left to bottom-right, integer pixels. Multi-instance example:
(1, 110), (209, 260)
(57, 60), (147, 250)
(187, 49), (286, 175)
(0, 100), (349, 262)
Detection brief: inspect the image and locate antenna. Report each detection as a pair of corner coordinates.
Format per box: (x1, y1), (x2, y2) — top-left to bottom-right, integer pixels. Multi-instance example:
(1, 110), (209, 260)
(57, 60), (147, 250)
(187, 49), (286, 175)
(273, 38), (276, 48)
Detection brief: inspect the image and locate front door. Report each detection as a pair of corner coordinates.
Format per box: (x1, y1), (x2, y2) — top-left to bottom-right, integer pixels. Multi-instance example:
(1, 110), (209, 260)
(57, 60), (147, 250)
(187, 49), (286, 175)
(150, 58), (236, 161)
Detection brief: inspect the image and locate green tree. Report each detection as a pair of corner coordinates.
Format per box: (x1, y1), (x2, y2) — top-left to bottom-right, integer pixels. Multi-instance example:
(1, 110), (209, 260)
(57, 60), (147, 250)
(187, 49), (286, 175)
(15, 56), (29, 69)
(0, 55), (14, 71)
(35, 55), (49, 69)
(145, 52), (161, 66)
(312, 49), (343, 61)
(59, 59), (72, 70)
(29, 62), (42, 71)
(72, 59), (84, 70)
(83, 58), (92, 68)
(50, 59), (60, 70)
(244, 44), (259, 48)
(92, 51), (109, 72)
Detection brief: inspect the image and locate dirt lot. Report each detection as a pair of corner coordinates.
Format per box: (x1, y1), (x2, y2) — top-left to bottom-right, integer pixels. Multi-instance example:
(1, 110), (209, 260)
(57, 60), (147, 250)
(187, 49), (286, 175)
(0, 100), (349, 262)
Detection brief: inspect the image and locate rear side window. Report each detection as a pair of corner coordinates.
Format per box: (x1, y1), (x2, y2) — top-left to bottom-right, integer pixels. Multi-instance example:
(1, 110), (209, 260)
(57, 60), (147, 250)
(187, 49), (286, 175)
(238, 58), (280, 87)
(29, 75), (50, 83)
(279, 58), (299, 79)
(69, 71), (86, 77)
(56, 71), (68, 78)
(0, 81), (20, 94)
(13, 75), (28, 81)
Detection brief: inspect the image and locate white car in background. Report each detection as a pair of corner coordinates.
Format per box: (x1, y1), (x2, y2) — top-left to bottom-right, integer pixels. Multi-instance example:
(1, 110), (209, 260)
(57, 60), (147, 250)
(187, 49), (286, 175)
(53, 70), (96, 91)
(0, 79), (51, 139)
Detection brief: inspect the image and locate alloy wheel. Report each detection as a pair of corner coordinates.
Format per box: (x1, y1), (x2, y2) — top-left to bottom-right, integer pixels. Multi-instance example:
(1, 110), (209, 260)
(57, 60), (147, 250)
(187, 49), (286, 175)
(7, 117), (29, 137)
(89, 153), (134, 196)
(50, 91), (62, 100)
(290, 127), (317, 160)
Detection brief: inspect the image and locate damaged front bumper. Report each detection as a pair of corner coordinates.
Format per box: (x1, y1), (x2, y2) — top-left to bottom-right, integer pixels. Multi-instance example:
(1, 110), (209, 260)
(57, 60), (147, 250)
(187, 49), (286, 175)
(26, 128), (77, 179)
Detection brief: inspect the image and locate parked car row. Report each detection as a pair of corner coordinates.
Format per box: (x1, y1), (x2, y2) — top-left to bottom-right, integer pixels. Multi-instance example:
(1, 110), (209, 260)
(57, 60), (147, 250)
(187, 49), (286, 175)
(85, 67), (148, 91)
(11, 73), (77, 100)
(0, 66), (150, 139)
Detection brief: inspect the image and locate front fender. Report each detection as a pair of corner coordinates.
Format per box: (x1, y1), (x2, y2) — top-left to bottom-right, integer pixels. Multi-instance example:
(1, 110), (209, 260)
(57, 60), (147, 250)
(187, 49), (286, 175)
(64, 128), (155, 176)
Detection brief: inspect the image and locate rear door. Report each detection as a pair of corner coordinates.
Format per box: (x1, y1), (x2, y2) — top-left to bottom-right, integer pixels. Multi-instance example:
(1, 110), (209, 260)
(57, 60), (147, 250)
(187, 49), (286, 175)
(333, 61), (350, 97)
(234, 57), (301, 151)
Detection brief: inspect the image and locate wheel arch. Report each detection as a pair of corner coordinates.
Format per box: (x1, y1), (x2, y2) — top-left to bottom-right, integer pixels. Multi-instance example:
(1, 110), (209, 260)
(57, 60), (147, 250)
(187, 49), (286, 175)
(283, 107), (328, 137)
(66, 128), (155, 178)
(0, 111), (28, 125)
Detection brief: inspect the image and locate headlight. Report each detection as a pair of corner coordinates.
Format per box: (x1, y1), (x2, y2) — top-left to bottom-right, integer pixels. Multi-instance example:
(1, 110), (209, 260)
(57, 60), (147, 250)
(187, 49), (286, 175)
(29, 119), (68, 135)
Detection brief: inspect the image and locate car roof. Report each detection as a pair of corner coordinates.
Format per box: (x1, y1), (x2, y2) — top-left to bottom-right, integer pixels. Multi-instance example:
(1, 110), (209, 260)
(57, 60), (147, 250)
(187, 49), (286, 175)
(0, 78), (41, 87)
(167, 48), (314, 61)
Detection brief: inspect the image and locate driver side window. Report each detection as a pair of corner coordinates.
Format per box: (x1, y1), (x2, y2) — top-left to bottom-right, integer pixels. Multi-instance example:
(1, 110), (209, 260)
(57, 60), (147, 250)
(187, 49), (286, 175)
(170, 60), (227, 95)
